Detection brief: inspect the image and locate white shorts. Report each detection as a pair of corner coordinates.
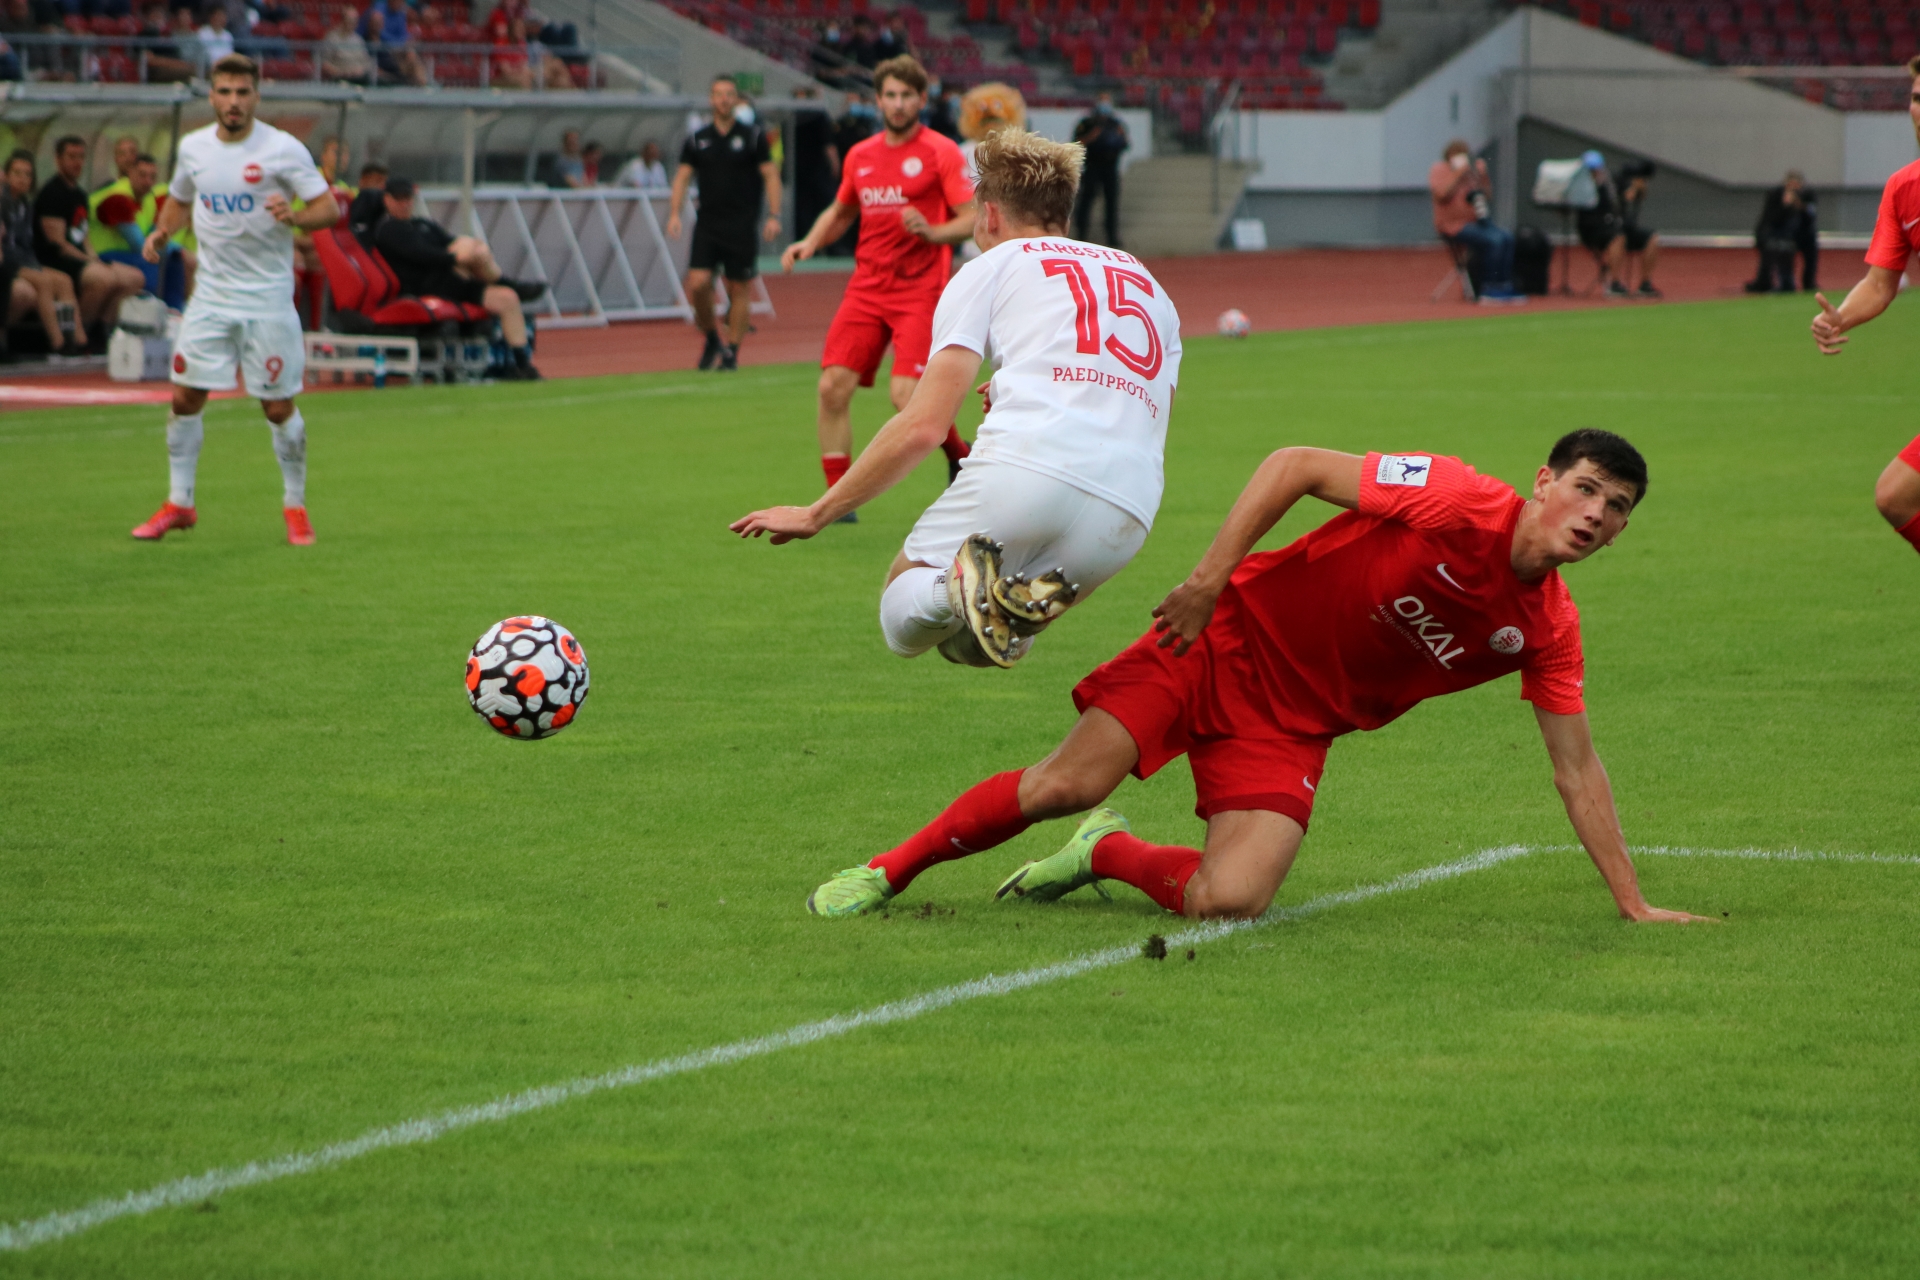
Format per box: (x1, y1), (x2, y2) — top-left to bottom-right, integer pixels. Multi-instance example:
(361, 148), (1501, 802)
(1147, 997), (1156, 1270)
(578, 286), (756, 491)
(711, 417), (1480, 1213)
(171, 304), (305, 400)
(901, 461), (1149, 598)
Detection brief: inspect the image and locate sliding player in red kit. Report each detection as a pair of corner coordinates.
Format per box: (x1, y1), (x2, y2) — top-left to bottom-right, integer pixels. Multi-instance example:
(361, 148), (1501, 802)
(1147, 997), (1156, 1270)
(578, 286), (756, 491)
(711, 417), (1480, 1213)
(781, 55), (976, 513)
(807, 429), (1712, 926)
(1808, 54), (1920, 555)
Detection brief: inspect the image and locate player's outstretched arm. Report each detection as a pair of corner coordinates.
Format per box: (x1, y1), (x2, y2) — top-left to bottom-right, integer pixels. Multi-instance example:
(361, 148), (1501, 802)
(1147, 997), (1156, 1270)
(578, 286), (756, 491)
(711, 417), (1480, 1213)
(143, 195), (192, 264)
(729, 344), (976, 543)
(1811, 265), (1900, 355)
(781, 201), (857, 271)
(1535, 707), (1715, 924)
(1153, 447), (1362, 654)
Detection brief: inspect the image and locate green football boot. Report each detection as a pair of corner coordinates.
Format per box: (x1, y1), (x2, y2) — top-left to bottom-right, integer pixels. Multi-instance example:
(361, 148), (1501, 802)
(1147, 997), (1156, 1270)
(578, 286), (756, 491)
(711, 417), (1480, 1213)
(994, 807), (1127, 902)
(806, 865), (895, 918)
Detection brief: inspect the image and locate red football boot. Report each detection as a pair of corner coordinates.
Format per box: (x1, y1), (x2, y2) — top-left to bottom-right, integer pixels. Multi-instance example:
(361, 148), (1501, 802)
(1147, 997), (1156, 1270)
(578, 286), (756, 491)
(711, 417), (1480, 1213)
(283, 507), (315, 546)
(131, 502), (197, 540)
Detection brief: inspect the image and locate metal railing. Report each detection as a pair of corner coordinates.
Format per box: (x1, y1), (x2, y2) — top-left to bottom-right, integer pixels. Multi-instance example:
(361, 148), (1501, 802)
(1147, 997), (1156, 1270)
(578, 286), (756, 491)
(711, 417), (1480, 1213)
(0, 32), (674, 91)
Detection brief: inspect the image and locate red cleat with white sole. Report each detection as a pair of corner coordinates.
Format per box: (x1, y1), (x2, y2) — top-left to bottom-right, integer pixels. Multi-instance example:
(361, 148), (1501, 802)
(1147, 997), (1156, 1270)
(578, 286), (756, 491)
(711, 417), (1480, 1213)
(131, 502), (196, 540)
(283, 507), (315, 546)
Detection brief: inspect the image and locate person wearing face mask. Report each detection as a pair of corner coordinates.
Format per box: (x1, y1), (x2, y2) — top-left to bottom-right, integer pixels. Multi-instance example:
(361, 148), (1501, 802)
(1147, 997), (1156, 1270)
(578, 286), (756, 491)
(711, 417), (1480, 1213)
(1071, 92), (1127, 246)
(1429, 138), (1523, 303)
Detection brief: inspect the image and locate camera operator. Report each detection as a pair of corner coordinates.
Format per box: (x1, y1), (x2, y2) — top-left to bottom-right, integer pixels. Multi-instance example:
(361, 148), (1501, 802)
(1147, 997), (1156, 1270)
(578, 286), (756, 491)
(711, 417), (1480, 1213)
(1428, 139), (1523, 302)
(1746, 169), (1818, 294)
(1577, 152), (1662, 299)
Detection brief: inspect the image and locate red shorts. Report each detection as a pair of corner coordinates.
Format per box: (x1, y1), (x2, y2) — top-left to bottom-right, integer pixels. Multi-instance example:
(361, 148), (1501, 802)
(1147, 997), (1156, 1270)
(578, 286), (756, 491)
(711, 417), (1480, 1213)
(1899, 435), (1920, 472)
(821, 283), (940, 386)
(1072, 627), (1329, 830)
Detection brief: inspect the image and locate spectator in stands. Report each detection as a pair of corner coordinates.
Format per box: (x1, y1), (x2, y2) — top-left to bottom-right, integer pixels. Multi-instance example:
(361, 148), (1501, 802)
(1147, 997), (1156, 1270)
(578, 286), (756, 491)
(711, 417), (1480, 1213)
(1072, 92), (1128, 246)
(877, 13), (911, 61)
(485, 6), (570, 90)
(109, 136), (141, 184)
(321, 6), (373, 82)
(136, 5), (197, 83)
(373, 176), (546, 379)
(197, 5), (236, 67)
(361, 0), (426, 86)
(90, 151), (188, 309)
(1577, 151), (1660, 299)
(0, 0), (30, 81)
(347, 161), (387, 245)
(845, 14), (882, 69)
(581, 142), (602, 186)
(928, 82), (961, 140)
(791, 87), (838, 240)
(1747, 169), (1819, 295)
(33, 136), (143, 346)
(827, 92), (874, 256)
(1428, 138), (1521, 302)
(617, 141), (670, 190)
(170, 6), (209, 76)
(2, 149), (80, 356)
(553, 130), (588, 187)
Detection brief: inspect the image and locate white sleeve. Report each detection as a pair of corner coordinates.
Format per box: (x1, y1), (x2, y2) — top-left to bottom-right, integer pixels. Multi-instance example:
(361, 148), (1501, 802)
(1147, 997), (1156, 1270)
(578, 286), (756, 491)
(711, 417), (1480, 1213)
(282, 138), (332, 201)
(167, 156), (195, 202)
(930, 255), (997, 357)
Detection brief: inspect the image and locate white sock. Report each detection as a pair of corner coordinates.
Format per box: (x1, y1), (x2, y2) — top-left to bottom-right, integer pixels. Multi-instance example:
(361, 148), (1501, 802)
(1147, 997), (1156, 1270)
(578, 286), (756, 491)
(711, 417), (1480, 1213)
(271, 410), (307, 509)
(880, 565), (962, 657)
(166, 413), (203, 507)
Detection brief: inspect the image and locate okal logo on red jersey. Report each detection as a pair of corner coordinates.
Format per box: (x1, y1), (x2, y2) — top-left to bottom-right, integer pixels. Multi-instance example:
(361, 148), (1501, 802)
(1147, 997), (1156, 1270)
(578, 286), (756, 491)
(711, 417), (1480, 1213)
(1390, 595), (1466, 668)
(859, 185), (907, 208)
(242, 163), (263, 184)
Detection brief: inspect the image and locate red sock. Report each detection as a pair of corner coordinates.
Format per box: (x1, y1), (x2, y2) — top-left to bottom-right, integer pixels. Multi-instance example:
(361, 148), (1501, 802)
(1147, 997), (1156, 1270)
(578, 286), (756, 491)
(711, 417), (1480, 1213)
(821, 453), (850, 489)
(1899, 511), (1920, 554)
(940, 426), (970, 464)
(868, 770), (1030, 892)
(1091, 831), (1202, 915)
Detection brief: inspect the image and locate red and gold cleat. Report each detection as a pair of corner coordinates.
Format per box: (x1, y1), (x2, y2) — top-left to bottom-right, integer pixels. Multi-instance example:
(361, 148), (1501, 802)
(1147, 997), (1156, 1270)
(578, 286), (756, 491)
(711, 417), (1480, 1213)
(283, 507), (315, 546)
(131, 502), (196, 540)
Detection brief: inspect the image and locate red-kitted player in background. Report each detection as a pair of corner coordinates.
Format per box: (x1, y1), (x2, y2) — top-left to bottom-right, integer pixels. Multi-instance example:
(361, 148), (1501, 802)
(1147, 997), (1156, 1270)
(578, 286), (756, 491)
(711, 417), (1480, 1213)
(1809, 54), (1920, 554)
(781, 55), (977, 517)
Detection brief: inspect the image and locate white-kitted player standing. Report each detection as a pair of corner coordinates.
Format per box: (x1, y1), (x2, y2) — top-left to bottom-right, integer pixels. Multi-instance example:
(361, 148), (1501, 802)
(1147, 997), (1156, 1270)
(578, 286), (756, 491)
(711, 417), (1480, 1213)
(130, 53), (341, 546)
(731, 128), (1182, 667)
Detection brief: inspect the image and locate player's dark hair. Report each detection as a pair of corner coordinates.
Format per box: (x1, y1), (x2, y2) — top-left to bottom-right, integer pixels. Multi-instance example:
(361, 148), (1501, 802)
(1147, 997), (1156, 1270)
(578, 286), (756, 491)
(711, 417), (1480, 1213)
(873, 54), (930, 96)
(134, 152), (158, 166)
(1548, 429), (1648, 505)
(360, 162), (389, 181)
(711, 73), (737, 89)
(384, 176), (416, 199)
(53, 134), (85, 156)
(211, 52), (260, 85)
(6, 147), (34, 171)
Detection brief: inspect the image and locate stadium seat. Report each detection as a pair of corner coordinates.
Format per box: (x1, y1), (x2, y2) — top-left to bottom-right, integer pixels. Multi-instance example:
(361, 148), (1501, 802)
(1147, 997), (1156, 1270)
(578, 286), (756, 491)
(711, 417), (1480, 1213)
(310, 224), (491, 382)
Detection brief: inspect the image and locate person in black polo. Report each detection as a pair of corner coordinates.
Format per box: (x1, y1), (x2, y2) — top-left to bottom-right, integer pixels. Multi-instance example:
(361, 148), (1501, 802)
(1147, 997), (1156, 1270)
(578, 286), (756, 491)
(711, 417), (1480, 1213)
(667, 74), (783, 371)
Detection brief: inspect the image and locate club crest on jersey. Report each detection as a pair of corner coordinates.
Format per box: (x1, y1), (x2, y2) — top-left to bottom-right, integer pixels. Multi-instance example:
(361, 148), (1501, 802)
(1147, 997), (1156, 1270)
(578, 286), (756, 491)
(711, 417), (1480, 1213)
(172, 352), (186, 374)
(901, 156), (923, 177)
(242, 163), (263, 184)
(1377, 454), (1431, 486)
(1489, 626), (1525, 655)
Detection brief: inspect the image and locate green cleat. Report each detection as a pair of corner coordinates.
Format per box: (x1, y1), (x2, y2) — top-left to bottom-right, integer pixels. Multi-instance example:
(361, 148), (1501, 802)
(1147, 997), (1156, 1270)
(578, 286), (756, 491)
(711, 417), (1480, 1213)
(807, 865), (895, 917)
(994, 807), (1127, 902)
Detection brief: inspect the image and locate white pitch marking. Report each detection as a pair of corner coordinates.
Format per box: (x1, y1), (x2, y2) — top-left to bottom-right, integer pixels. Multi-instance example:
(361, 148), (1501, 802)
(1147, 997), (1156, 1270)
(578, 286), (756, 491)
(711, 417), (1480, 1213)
(0, 844), (1537, 1254)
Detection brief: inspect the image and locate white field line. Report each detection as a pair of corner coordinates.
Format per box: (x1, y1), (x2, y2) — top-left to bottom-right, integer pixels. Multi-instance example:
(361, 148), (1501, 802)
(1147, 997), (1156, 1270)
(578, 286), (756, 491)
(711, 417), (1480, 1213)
(0, 843), (1536, 1254)
(4, 840), (1908, 1253)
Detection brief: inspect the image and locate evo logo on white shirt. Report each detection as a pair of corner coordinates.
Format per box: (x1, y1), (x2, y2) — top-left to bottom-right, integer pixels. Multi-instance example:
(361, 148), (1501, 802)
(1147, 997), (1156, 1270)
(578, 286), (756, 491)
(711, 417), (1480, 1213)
(1377, 454), (1432, 486)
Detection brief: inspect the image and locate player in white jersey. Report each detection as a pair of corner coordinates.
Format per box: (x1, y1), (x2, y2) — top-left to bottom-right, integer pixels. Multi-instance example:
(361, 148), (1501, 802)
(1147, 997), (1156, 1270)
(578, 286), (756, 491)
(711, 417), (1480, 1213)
(732, 127), (1182, 668)
(130, 54), (341, 546)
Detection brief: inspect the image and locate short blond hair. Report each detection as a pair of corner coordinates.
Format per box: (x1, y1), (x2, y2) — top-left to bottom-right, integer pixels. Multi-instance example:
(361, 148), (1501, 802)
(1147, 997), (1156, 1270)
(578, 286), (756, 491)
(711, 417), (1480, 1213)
(972, 128), (1083, 231)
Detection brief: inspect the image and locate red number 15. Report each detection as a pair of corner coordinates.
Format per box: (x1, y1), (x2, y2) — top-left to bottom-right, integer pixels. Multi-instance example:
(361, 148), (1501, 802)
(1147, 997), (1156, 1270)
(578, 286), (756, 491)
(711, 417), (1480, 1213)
(1041, 259), (1165, 381)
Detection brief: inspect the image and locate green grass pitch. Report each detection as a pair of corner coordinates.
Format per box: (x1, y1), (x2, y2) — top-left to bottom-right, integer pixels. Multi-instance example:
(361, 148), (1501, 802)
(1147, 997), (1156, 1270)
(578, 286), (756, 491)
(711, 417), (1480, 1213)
(3, 295), (1919, 1277)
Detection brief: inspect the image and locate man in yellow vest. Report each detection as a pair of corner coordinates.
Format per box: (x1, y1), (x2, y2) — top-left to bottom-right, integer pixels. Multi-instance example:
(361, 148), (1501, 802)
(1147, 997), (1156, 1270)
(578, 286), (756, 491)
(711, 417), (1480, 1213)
(89, 152), (191, 308)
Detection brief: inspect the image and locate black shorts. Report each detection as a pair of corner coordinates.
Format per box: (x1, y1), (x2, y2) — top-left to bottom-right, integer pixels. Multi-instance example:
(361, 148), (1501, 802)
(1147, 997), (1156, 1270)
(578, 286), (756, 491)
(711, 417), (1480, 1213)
(419, 271), (488, 306)
(1576, 213), (1619, 254)
(40, 256), (88, 287)
(689, 222), (758, 281)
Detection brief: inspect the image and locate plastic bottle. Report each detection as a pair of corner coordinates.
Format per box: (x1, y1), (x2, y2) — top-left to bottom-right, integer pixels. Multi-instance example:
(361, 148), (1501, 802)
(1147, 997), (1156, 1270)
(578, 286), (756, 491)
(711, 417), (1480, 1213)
(373, 346), (387, 389)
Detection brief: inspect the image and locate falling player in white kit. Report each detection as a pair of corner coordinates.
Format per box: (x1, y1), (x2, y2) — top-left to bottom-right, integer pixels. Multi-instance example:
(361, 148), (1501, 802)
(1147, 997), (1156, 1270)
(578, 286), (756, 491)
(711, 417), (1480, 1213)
(731, 128), (1182, 667)
(130, 54), (341, 546)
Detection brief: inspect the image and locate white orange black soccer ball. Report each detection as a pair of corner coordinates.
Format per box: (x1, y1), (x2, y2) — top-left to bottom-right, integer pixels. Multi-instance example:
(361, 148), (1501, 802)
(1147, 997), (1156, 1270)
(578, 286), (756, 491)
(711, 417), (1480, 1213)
(1217, 308), (1251, 339)
(465, 616), (590, 740)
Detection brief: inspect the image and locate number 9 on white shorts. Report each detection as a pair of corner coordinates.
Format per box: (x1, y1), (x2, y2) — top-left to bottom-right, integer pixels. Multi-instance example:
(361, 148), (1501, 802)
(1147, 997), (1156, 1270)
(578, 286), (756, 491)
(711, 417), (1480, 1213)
(171, 307), (306, 400)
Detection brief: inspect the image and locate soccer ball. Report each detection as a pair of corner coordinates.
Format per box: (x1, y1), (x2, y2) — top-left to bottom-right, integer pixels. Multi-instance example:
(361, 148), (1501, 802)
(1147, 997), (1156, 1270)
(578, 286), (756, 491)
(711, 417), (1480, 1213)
(1217, 309), (1251, 338)
(465, 616), (590, 740)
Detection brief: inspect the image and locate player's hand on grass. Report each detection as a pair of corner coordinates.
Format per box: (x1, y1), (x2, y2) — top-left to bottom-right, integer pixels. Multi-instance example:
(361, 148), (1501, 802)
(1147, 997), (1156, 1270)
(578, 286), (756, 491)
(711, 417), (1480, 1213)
(781, 239), (815, 271)
(1811, 293), (1848, 355)
(900, 207), (931, 240)
(265, 192), (293, 225)
(1151, 580), (1220, 656)
(730, 505), (824, 544)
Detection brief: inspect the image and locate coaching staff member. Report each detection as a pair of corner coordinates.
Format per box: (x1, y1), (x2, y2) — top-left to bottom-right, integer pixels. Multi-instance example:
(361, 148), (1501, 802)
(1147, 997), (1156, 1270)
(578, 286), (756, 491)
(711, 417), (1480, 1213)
(667, 74), (783, 372)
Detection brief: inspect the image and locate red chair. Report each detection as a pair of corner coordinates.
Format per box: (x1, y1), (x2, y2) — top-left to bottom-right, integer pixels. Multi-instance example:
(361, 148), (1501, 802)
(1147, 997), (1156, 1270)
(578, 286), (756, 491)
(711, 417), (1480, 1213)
(310, 223), (488, 330)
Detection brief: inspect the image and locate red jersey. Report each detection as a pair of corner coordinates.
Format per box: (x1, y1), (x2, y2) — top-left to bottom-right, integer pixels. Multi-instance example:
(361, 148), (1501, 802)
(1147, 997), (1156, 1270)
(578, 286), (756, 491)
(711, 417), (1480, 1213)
(1214, 452), (1586, 739)
(1865, 157), (1920, 273)
(836, 125), (973, 292)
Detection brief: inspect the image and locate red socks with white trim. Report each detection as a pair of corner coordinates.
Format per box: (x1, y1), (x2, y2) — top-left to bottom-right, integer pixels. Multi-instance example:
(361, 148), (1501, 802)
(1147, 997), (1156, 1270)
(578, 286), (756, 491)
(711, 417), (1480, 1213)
(1091, 832), (1202, 915)
(1898, 511), (1920, 555)
(868, 770), (1030, 893)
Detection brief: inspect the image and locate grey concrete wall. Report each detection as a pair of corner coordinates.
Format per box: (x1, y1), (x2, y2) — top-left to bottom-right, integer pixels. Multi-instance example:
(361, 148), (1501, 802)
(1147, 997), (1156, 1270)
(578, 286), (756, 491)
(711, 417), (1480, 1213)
(1239, 189), (1439, 247)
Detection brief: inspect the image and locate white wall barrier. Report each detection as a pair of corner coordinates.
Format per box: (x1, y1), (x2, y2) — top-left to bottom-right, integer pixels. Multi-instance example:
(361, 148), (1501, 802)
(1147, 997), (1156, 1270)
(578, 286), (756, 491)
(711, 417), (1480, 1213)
(418, 186), (773, 329)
